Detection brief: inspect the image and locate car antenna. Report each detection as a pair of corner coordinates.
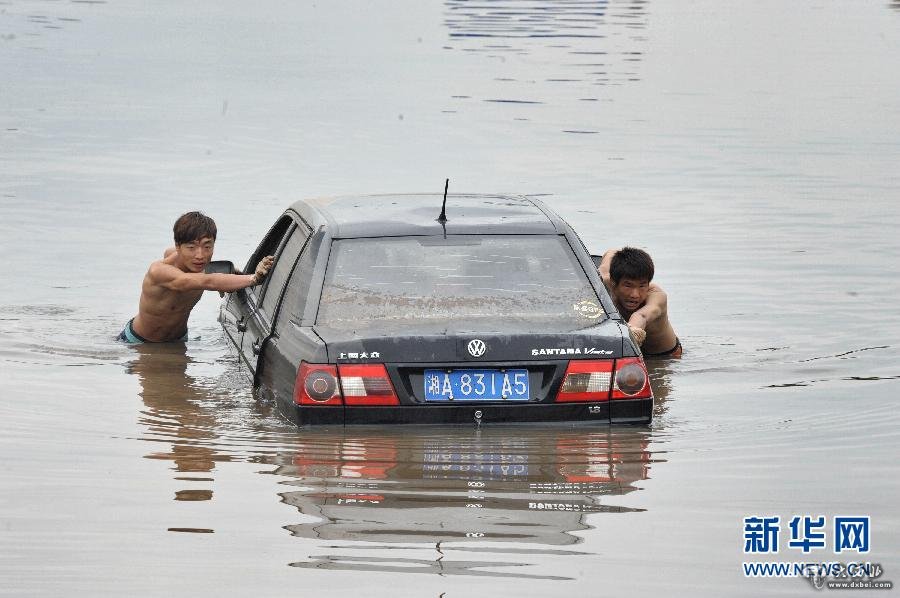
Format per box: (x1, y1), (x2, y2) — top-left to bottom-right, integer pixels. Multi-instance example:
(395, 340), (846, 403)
(438, 178), (449, 224)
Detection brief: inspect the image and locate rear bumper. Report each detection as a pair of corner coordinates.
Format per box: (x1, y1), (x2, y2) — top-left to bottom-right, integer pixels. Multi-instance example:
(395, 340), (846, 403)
(288, 398), (651, 426)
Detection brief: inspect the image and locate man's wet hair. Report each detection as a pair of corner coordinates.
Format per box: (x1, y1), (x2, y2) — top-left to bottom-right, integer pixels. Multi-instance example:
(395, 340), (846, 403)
(610, 247), (654, 284)
(173, 211), (217, 245)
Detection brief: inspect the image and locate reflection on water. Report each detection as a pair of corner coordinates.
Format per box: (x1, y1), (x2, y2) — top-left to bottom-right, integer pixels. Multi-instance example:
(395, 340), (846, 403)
(646, 359), (674, 418)
(127, 341), (669, 577)
(273, 426), (663, 578)
(0, 0), (88, 50)
(128, 343), (227, 534)
(446, 0), (613, 40)
(444, 0), (648, 93)
(127, 340), (290, 535)
(129, 343), (233, 479)
(5, 0), (900, 592)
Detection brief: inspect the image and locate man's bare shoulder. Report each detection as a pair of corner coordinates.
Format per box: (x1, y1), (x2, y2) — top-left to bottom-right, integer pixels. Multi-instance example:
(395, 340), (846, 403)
(144, 258), (190, 291)
(642, 283), (669, 316)
(147, 258), (180, 278)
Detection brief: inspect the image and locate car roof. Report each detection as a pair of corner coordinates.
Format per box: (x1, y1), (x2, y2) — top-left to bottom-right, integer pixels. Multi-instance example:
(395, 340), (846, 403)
(288, 194), (567, 238)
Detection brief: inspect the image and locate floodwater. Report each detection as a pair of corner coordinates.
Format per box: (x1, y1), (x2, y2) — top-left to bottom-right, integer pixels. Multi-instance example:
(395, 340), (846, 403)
(2, 0), (899, 596)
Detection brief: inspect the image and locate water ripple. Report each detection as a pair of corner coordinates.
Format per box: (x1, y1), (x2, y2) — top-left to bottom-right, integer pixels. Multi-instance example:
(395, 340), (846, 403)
(443, 0), (649, 104)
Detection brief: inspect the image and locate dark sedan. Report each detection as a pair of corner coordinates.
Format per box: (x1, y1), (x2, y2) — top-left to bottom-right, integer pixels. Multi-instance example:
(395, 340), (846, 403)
(219, 194), (652, 426)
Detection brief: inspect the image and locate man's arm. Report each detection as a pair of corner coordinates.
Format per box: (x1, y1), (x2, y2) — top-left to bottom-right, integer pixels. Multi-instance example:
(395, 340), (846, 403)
(153, 265), (256, 292)
(151, 256), (274, 293)
(626, 284), (667, 345)
(598, 248), (618, 287)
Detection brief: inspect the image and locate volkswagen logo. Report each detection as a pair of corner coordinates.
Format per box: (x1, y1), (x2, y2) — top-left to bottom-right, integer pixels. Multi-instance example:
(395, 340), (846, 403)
(467, 339), (487, 358)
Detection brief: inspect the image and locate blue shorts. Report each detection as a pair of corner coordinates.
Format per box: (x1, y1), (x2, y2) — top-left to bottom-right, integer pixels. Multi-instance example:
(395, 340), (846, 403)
(117, 319), (188, 344)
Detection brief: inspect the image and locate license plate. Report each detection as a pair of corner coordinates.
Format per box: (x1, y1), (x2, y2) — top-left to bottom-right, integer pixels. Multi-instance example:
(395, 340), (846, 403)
(423, 369), (530, 402)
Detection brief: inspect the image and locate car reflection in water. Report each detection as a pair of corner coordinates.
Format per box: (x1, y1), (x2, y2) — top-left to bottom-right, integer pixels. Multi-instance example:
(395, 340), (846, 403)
(274, 425), (664, 579)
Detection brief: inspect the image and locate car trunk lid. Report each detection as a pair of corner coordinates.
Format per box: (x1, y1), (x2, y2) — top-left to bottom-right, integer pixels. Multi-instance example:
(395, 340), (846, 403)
(313, 320), (624, 364)
(313, 321), (626, 406)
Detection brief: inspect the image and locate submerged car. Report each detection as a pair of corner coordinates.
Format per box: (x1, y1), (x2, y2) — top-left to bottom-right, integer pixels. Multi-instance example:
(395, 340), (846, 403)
(218, 194), (653, 426)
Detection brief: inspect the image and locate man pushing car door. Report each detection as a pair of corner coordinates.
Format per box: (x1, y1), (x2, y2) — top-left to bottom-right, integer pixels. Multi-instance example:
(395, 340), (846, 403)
(599, 247), (682, 358)
(118, 211), (274, 343)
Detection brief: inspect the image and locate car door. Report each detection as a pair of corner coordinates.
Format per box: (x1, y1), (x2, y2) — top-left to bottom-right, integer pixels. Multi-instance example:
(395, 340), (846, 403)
(260, 225), (325, 409)
(230, 215), (293, 371)
(220, 263), (249, 352)
(240, 217), (310, 379)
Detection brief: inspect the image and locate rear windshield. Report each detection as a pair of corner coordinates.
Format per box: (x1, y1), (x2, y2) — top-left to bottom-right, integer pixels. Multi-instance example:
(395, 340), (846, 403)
(316, 235), (606, 332)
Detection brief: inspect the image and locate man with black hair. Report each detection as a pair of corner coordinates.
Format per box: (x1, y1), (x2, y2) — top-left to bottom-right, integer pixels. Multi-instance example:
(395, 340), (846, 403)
(599, 247), (681, 357)
(119, 211), (274, 343)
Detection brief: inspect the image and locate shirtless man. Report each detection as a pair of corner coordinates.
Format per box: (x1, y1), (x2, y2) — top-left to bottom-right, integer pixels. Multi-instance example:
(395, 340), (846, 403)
(599, 247), (682, 357)
(118, 211), (274, 343)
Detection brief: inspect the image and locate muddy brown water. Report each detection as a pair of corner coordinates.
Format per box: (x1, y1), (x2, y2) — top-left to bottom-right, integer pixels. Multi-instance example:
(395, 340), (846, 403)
(2, 1), (899, 596)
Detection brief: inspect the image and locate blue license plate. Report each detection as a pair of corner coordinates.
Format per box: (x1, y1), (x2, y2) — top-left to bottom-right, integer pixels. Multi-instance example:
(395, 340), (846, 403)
(423, 369), (530, 402)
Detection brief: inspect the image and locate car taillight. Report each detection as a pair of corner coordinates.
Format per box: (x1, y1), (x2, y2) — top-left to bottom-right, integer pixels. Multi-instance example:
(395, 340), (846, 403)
(555, 360), (613, 402)
(338, 364), (399, 406)
(295, 362), (399, 406)
(611, 357), (651, 400)
(295, 362), (342, 405)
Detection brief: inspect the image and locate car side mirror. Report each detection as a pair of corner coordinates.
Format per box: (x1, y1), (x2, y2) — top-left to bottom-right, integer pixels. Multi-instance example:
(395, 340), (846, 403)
(205, 260), (238, 274)
(590, 254), (602, 269)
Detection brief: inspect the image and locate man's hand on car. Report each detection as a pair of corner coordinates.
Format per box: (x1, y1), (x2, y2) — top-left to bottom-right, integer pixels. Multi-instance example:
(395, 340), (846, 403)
(253, 256), (275, 285)
(628, 325), (646, 346)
